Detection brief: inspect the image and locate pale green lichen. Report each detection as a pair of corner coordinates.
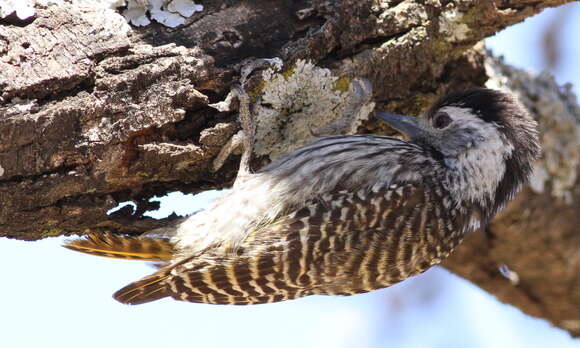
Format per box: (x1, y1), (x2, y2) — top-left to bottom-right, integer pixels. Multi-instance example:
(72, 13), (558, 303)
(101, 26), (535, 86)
(252, 60), (375, 160)
(281, 65), (296, 80)
(486, 54), (579, 203)
(40, 228), (63, 238)
(333, 76), (352, 93)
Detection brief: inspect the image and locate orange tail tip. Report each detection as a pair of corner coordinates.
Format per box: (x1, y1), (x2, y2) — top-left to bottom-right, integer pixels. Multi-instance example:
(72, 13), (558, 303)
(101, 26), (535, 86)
(63, 233), (175, 261)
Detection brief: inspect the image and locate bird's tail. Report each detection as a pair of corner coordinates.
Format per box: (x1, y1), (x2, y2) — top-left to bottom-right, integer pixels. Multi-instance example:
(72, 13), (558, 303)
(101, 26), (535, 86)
(63, 233), (175, 261)
(113, 271), (172, 304)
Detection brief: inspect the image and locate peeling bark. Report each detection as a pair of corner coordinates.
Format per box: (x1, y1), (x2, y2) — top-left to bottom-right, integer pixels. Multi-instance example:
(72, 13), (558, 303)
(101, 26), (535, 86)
(0, 0), (578, 336)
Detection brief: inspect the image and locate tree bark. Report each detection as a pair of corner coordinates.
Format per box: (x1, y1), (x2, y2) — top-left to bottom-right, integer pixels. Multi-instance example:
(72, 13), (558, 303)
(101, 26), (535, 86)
(0, 0), (578, 336)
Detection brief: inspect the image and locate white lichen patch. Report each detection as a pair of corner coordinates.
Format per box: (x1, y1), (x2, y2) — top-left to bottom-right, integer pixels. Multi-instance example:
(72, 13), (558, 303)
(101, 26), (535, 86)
(439, 7), (470, 42)
(3, 98), (38, 116)
(167, 0), (202, 17)
(486, 54), (580, 203)
(0, 0), (34, 19)
(0, 0), (62, 19)
(253, 60), (375, 160)
(78, 117), (116, 147)
(122, 0), (150, 26)
(0, 164), (4, 177)
(0, 0), (202, 28)
(376, 1), (428, 33)
(0, 0), (129, 19)
(124, 0), (203, 27)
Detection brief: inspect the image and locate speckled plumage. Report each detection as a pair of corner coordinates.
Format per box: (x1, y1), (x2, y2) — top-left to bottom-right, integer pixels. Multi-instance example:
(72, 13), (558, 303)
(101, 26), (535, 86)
(65, 88), (541, 305)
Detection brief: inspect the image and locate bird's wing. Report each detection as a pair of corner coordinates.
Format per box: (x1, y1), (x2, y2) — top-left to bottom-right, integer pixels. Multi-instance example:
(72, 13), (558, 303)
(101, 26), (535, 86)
(114, 183), (466, 305)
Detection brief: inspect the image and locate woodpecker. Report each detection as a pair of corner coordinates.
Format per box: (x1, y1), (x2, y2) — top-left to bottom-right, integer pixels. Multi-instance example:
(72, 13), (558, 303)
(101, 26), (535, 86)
(65, 88), (541, 305)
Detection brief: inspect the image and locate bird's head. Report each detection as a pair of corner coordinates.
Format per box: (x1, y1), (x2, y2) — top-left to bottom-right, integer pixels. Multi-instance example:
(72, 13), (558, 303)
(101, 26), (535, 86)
(377, 88), (541, 218)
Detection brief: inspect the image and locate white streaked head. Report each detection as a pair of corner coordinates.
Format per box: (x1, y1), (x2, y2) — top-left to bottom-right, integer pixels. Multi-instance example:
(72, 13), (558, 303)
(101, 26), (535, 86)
(377, 88), (541, 220)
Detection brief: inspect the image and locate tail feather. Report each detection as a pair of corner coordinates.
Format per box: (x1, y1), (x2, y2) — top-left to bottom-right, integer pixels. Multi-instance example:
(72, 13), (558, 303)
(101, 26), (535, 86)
(113, 271), (172, 305)
(63, 233), (175, 261)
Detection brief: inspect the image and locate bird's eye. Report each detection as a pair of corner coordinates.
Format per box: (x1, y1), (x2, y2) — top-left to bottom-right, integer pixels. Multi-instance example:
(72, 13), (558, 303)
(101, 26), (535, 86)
(432, 112), (452, 129)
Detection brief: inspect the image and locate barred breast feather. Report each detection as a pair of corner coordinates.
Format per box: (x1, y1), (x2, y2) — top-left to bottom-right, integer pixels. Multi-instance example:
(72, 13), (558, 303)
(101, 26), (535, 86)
(113, 182), (472, 305)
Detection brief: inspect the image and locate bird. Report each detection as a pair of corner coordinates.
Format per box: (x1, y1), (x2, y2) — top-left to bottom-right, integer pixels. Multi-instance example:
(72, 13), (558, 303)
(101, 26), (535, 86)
(64, 88), (541, 305)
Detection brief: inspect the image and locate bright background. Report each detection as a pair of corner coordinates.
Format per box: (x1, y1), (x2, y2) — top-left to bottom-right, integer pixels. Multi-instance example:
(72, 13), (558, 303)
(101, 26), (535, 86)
(2, 4), (579, 348)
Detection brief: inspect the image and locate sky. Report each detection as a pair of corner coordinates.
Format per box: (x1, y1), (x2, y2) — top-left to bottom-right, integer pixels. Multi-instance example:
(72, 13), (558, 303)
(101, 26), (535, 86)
(1, 3), (580, 348)
(485, 3), (580, 94)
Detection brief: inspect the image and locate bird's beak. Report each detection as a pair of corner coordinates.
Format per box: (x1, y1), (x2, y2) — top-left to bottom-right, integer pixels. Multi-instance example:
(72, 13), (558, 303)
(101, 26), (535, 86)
(375, 112), (424, 141)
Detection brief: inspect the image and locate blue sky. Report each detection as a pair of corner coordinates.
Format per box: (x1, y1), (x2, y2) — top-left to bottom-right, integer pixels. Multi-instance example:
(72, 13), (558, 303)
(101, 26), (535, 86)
(486, 3), (580, 94)
(1, 3), (580, 348)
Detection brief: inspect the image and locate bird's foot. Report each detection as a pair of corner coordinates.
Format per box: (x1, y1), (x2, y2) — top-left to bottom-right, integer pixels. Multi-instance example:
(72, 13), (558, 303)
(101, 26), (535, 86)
(210, 58), (282, 177)
(210, 86), (254, 177)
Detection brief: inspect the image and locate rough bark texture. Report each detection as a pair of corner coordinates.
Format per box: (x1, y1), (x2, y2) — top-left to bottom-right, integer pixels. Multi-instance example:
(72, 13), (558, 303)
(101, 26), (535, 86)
(0, 0), (578, 336)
